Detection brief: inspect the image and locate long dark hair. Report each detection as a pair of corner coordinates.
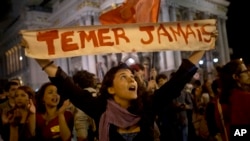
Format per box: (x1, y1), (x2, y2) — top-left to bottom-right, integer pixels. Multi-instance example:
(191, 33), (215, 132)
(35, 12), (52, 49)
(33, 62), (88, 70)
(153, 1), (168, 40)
(36, 82), (64, 114)
(99, 63), (146, 115)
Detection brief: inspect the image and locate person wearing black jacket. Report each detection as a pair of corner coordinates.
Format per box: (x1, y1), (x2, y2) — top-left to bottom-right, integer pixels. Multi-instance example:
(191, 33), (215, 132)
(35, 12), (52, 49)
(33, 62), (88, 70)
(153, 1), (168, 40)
(35, 51), (205, 141)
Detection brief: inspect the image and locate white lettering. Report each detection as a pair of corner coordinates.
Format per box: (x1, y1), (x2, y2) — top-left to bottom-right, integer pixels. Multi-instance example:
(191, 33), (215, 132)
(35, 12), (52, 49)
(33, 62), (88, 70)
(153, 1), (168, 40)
(234, 129), (247, 136)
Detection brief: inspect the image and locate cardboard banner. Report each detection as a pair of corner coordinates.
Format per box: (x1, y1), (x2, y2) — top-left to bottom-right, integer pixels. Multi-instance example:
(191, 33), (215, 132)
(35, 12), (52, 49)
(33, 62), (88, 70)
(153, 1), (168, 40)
(20, 19), (217, 59)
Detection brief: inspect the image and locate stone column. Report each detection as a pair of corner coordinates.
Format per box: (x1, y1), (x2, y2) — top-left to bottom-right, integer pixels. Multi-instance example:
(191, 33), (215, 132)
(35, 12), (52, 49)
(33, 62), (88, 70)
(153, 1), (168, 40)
(160, 0), (175, 71)
(202, 12), (214, 80)
(81, 13), (97, 74)
(187, 8), (195, 21)
(169, 3), (182, 68)
(78, 15), (89, 71)
(217, 17), (226, 65)
(93, 12), (100, 25)
(221, 18), (231, 63)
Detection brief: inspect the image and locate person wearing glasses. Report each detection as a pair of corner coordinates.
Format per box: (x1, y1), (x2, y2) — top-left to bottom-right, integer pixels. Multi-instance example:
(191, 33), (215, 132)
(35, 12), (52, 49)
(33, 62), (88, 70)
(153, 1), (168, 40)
(219, 59), (250, 141)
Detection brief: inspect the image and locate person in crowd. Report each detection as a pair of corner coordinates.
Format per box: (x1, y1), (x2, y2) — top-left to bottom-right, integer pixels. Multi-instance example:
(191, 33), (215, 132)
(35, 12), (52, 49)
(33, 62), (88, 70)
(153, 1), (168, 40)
(0, 80), (8, 106)
(155, 73), (168, 88)
(219, 59), (250, 140)
(73, 70), (98, 98)
(130, 65), (158, 96)
(1, 85), (36, 141)
(146, 68), (158, 95)
(0, 87), (7, 104)
(184, 83), (198, 141)
(157, 71), (194, 141)
(155, 72), (178, 139)
(173, 83), (194, 141)
(10, 78), (22, 86)
(192, 80), (202, 89)
(71, 70), (98, 141)
(0, 81), (20, 111)
(192, 81), (205, 114)
(0, 81), (20, 138)
(35, 82), (74, 141)
(129, 63), (147, 88)
(201, 79), (213, 105)
(205, 79), (228, 141)
(191, 80), (210, 141)
(34, 50), (205, 141)
(95, 82), (102, 96)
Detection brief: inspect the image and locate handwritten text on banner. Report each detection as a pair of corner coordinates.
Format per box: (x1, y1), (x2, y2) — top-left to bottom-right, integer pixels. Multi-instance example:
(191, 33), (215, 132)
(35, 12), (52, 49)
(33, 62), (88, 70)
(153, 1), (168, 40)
(20, 19), (217, 59)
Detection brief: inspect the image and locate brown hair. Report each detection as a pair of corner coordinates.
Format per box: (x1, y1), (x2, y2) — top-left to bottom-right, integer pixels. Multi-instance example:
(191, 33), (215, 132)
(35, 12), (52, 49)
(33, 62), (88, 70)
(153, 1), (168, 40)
(16, 85), (36, 107)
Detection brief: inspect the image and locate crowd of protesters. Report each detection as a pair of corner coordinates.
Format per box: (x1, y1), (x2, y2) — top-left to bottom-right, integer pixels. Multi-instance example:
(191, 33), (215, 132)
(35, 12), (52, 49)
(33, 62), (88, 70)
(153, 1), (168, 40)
(0, 50), (250, 141)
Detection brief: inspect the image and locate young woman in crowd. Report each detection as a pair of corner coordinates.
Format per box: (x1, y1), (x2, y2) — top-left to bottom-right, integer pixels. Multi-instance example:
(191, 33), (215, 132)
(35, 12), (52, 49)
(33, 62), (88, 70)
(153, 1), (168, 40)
(34, 50), (205, 141)
(1, 85), (36, 141)
(35, 82), (74, 141)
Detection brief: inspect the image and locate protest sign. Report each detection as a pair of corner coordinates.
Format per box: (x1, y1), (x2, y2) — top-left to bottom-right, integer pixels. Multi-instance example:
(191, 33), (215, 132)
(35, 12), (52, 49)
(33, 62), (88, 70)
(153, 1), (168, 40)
(20, 19), (217, 59)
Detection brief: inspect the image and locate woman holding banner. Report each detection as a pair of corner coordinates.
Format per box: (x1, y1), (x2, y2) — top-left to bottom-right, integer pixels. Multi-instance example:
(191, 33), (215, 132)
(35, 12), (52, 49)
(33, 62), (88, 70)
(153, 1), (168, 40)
(33, 50), (205, 141)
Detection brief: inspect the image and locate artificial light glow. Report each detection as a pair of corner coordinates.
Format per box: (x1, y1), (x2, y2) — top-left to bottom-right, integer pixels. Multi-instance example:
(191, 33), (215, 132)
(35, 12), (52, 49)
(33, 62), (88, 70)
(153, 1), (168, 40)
(126, 58), (135, 66)
(128, 58), (135, 64)
(213, 58), (218, 63)
(19, 56), (23, 61)
(199, 60), (204, 65)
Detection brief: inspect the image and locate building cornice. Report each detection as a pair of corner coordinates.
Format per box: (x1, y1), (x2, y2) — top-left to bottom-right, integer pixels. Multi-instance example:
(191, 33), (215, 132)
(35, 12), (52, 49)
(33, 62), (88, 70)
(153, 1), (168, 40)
(173, 0), (229, 18)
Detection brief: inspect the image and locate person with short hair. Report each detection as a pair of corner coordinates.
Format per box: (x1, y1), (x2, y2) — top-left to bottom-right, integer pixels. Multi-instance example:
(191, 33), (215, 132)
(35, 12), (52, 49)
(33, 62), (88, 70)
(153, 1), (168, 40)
(0, 81), (20, 139)
(71, 70), (98, 141)
(219, 59), (250, 141)
(1, 86), (36, 141)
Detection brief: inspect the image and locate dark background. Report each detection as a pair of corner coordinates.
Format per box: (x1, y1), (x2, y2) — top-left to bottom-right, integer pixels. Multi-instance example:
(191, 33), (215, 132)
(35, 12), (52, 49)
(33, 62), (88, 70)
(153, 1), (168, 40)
(226, 0), (250, 64)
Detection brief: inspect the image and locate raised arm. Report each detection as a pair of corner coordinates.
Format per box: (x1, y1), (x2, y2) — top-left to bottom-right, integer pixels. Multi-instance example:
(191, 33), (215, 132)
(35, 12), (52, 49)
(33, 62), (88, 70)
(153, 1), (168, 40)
(187, 51), (205, 65)
(34, 58), (104, 119)
(153, 50), (205, 113)
(35, 59), (58, 77)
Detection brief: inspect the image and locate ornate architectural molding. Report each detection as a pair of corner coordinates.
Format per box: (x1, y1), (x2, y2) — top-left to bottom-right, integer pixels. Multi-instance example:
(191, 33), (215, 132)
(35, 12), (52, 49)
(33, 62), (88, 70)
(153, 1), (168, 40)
(174, 0), (228, 18)
(48, 0), (100, 27)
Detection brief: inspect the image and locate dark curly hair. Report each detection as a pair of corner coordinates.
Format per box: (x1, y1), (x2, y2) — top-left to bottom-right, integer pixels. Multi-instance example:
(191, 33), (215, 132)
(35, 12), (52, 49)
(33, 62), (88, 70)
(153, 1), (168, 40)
(99, 63), (146, 115)
(73, 70), (96, 89)
(36, 82), (64, 114)
(156, 73), (168, 84)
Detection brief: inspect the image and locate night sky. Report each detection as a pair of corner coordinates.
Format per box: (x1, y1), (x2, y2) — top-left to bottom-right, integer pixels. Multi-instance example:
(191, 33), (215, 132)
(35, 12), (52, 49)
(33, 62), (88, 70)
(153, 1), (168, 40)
(226, 0), (250, 64)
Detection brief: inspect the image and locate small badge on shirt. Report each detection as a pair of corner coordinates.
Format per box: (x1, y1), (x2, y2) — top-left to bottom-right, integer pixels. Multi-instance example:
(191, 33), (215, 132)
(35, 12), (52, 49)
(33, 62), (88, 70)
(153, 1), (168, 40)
(50, 125), (60, 133)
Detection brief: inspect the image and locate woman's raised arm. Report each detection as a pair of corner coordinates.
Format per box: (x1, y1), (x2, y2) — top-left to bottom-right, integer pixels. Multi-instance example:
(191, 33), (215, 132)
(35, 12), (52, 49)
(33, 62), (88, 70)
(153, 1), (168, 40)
(187, 50), (205, 65)
(35, 59), (58, 77)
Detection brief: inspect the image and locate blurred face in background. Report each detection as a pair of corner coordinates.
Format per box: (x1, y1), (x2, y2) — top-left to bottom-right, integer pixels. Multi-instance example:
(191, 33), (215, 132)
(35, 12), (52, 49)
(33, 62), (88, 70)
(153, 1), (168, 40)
(43, 85), (60, 108)
(157, 78), (168, 88)
(0, 90), (7, 100)
(95, 83), (102, 94)
(134, 69), (145, 83)
(14, 89), (29, 108)
(235, 63), (250, 86)
(8, 84), (19, 99)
